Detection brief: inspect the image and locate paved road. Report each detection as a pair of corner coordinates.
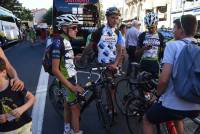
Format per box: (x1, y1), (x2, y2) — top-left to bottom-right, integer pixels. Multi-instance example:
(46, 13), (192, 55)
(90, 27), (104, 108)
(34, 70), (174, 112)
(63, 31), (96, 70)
(4, 41), (131, 134)
(4, 41), (199, 134)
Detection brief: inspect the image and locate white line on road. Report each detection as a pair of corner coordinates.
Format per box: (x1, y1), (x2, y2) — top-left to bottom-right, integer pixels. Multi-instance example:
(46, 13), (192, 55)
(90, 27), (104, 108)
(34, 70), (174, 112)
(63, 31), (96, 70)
(32, 66), (49, 134)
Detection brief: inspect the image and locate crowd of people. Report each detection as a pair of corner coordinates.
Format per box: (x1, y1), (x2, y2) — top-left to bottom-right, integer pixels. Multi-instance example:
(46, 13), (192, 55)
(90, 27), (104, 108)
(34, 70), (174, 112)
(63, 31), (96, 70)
(0, 5), (200, 134)
(21, 26), (50, 46)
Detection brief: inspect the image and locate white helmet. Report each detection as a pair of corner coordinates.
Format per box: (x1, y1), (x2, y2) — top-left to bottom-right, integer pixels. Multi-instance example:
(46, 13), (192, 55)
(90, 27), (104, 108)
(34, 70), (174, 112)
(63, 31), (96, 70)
(56, 14), (79, 28)
(144, 12), (158, 27)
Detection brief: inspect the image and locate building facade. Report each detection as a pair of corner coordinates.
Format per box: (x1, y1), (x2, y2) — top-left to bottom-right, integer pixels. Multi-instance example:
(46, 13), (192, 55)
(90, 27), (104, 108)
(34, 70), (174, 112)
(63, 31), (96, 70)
(171, 0), (200, 31)
(122, 0), (200, 30)
(122, 0), (171, 29)
(31, 8), (47, 25)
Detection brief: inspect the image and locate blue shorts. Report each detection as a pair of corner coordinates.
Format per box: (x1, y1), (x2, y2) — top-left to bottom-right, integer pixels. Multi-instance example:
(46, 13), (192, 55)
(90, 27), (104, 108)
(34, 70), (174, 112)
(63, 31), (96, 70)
(145, 102), (200, 124)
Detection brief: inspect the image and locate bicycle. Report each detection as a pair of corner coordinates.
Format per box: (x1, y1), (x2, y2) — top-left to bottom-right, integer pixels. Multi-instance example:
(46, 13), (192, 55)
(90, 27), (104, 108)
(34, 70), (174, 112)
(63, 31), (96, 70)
(48, 64), (116, 131)
(114, 62), (146, 115)
(122, 71), (200, 134)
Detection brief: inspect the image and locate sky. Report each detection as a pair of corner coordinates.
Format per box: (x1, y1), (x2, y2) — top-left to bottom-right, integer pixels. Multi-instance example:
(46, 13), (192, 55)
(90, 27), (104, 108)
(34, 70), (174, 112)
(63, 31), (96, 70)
(18, 0), (124, 10)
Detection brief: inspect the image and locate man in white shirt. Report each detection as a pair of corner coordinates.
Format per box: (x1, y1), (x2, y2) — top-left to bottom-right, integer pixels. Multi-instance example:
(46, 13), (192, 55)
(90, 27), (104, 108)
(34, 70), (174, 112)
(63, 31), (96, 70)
(143, 14), (200, 134)
(126, 20), (141, 76)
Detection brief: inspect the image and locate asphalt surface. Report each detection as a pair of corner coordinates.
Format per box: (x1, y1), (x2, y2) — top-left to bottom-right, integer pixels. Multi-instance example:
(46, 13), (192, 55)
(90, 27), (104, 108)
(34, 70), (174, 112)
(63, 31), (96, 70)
(4, 41), (200, 134)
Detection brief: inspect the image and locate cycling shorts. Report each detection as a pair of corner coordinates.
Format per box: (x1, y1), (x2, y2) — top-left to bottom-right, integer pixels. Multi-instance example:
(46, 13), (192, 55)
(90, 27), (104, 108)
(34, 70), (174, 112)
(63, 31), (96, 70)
(140, 59), (159, 78)
(55, 76), (78, 106)
(145, 102), (200, 124)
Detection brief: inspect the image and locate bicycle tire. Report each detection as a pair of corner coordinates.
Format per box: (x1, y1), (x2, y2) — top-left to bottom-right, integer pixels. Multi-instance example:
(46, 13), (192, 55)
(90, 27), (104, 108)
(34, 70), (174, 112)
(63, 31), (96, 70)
(96, 82), (114, 130)
(96, 102), (112, 131)
(48, 80), (64, 119)
(194, 126), (200, 134)
(115, 78), (135, 115)
(125, 97), (145, 134)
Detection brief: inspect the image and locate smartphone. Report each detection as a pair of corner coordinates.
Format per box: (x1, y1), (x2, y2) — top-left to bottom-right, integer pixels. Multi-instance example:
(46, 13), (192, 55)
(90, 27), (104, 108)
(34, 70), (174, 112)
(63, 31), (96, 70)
(7, 114), (16, 121)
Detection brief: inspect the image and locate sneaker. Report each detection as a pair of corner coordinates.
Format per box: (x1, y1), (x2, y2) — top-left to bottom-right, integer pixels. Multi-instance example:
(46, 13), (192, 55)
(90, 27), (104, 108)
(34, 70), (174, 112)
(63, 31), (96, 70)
(64, 129), (75, 134)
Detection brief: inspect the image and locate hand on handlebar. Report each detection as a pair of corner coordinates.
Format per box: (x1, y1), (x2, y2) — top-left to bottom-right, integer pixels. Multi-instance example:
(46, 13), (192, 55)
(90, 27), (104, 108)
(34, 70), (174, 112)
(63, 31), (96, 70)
(107, 64), (117, 70)
(71, 84), (84, 94)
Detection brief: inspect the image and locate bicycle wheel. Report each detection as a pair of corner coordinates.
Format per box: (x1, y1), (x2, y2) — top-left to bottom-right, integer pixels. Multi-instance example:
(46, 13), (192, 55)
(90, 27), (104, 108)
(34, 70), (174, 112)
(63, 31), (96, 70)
(125, 96), (145, 134)
(96, 83), (114, 130)
(195, 126), (200, 134)
(115, 78), (135, 114)
(48, 79), (64, 118)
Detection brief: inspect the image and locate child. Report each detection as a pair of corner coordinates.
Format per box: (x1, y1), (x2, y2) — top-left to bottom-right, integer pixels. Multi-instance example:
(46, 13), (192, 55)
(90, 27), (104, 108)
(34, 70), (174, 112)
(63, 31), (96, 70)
(0, 57), (35, 134)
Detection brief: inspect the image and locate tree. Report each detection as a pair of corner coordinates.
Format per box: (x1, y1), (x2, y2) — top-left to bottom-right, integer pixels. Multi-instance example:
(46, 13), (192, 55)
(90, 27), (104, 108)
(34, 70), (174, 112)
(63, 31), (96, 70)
(43, 7), (53, 25)
(19, 7), (33, 21)
(0, 0), (33, 21)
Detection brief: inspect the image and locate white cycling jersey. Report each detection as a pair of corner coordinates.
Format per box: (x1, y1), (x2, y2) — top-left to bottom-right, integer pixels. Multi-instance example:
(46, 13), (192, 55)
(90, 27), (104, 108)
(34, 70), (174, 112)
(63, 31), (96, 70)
(97, 25), (123, 63)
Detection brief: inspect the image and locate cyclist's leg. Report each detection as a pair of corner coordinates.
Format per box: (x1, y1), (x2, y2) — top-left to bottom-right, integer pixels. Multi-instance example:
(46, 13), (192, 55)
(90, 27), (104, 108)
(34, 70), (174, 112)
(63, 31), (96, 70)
(143, 102), (184, 134)
(140, 59), (159, 78)
(65, 89), (81, 133)
(63, 76), (82, 133)
(64, 99), (71, 125)
(70, 104), (81, 133)
(174, 120), (184, 134)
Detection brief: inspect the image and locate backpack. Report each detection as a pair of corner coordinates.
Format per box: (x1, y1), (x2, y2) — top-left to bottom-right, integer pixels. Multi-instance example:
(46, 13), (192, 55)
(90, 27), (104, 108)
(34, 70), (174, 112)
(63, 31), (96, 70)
(42, 36), (64, 75)
(172, 40), (200, 104)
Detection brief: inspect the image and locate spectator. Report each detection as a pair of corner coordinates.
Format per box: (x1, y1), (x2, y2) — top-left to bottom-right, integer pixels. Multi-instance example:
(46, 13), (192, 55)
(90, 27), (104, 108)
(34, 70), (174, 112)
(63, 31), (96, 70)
(0, 57), (35, 134)
(143, 14), (200, 134)
(118, 24), (127, 73)
(126, 20), (141, 76)
(0, 48), (24, 90)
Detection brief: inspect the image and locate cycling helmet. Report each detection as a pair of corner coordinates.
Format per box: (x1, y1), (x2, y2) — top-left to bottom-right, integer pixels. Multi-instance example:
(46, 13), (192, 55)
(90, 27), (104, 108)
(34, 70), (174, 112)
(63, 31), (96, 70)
(56, 14), (79, 28)
(106, 7), (121, 16)
(144, 12), (158, 27)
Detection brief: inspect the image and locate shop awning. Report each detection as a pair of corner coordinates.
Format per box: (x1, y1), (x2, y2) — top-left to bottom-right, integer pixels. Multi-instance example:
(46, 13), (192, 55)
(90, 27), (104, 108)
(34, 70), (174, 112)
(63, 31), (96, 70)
(153, 0), (167, 7)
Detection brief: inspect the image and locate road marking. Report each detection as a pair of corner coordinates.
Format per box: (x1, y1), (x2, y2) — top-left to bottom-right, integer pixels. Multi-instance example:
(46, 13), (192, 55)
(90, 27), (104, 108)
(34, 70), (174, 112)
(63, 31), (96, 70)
(32, 66), (49, 134)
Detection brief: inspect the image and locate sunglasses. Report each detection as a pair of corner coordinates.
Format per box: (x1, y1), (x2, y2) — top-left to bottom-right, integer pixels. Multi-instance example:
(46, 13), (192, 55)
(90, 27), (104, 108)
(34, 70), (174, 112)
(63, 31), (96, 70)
(147, 25), (156, 29)
(69, 26), (78, 30)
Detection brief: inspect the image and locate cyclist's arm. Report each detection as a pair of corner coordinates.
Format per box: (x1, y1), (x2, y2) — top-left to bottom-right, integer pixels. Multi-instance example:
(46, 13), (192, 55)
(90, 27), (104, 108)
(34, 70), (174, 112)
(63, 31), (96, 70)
(52, 59), (75, 91)
(157, 42), (175, 96)
(157, 63), (172, 96)
(52, 59), (83, 93)
(11, 90), (35, 118)
(135, 32), (146, 56)
(0, 47), (24, 90)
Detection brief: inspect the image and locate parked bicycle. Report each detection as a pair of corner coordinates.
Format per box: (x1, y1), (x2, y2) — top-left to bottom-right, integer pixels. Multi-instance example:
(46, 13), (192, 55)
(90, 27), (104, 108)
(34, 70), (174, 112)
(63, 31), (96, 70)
(48, 64), (117, 131)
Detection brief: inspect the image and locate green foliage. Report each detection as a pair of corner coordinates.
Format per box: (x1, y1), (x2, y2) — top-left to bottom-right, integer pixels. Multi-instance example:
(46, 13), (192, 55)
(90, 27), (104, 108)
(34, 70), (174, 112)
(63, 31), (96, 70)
(43, 7), (53, 25)
(0, 0), (33, 21)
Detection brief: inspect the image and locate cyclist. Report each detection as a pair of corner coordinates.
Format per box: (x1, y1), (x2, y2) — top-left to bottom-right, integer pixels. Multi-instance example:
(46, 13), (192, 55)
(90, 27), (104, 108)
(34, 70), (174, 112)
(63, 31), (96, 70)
(143, 14), (200, 134)
(135, 12), (164, 78)
(52, 14), (84, 134)
(85, 7), (123, 114)
(0, 48), (24, 91)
